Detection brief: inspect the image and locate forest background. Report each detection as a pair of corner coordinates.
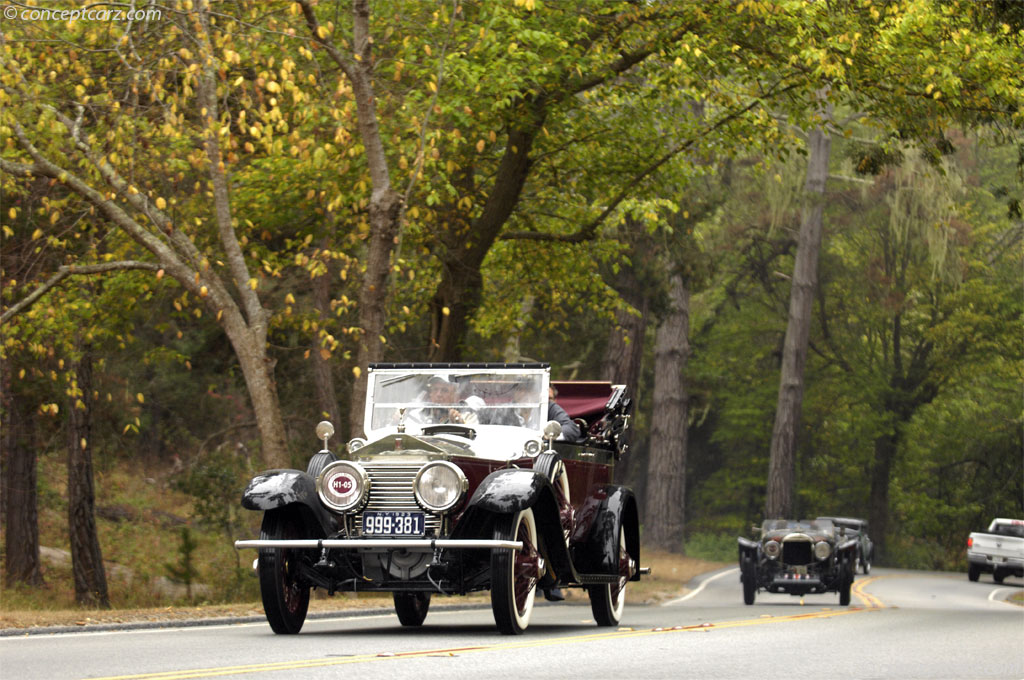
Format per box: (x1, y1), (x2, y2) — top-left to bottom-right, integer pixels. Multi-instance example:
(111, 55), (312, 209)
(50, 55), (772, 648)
(1, 0), (1021, 611)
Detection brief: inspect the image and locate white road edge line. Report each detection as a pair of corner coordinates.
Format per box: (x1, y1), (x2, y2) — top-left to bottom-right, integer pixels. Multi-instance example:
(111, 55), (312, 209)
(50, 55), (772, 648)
(987, 587), (1013, 603)
(662, 567), (739, 607)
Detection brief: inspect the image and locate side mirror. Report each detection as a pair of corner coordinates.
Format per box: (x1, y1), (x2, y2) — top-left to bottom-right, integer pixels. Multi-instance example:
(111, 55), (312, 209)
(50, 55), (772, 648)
(315, 420), (335, 452)
(543, 420), (562, 450)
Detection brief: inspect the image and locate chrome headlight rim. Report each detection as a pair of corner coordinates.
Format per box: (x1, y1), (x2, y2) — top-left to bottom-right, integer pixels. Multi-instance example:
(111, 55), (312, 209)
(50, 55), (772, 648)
(763, 540), (781, 559)
(318, 461), (370, 512)
(413, 461), (468, 513)
(814, 540), (832, 560)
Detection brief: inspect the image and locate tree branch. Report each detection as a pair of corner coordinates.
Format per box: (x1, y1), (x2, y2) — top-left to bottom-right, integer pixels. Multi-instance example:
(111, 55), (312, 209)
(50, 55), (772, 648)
(503, 84), (796, 243)
(1, 262), (161, 325)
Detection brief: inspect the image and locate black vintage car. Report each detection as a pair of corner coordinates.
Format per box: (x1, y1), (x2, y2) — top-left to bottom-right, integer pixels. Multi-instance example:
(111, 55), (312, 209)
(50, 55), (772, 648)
(817, 516), (873, 574)
(738, 519), (858, 606)
(235, 363), (641, 635)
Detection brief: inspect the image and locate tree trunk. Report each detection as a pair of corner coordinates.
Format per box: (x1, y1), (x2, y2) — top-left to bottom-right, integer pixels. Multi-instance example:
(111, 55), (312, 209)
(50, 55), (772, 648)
(868, 430), (898, 564)
(296, 0), (405, 439)
(428, 124), (542, 361)
(643, 273), (690, 552)
(349, 188), (402, 438)
(602, 300), (648, 391)
(197, 4), (291, 469)
(603, 294), (649, 488)
(765, 125), (831, 519)
(1, 363), (43, 586)
(67, 351), (110, 608)
(312, 260), (343, 431)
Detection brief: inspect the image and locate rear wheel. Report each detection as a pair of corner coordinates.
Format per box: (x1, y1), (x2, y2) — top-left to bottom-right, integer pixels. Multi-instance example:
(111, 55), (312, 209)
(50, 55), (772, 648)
(393, 592), (431, 626)
(258, 508), (311, 634)
(535, 454), (572, 543)
(535, 455), (572, 601)
(993, 569), (1006, 584)
(968, 563), (981, 582)
(491, 508), (542, 635)
(589, 526), (632, 626)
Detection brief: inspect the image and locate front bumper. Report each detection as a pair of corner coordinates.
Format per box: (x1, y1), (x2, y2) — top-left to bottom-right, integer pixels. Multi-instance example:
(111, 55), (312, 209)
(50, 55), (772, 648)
(235, 538), (523, 551)
(764, 572), (836, 594)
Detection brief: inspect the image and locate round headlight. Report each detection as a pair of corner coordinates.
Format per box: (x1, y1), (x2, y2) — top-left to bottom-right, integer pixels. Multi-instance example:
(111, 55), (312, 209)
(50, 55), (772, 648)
(523, 439), (541, 456)
(764, 540), (781, 559)
(414, 461), (468, 512)
(814, 540), (832, 560)
(318, 461), (369, 512)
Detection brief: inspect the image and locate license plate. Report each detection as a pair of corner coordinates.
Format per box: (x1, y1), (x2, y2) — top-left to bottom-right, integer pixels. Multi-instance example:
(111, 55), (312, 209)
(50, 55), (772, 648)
(362, 511), (425, 536)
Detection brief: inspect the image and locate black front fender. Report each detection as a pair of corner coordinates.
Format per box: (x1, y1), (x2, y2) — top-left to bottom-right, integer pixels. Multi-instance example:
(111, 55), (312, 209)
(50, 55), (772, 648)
(572, 485), (640, 579)
(451, 468), (574, 580)
(738, 537), (760, 557)
(464, 468), (549, 515)
(240, 469), (338, 536)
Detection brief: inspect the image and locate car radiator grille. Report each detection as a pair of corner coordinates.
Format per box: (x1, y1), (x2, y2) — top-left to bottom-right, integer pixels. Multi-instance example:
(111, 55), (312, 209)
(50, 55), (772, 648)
(781, 541), (813, 565)
(355, 463), (441, 536)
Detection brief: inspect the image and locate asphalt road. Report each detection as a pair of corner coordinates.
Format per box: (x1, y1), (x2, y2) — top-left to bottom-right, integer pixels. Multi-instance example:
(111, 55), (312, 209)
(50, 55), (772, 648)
(2, 568), (1021, 680)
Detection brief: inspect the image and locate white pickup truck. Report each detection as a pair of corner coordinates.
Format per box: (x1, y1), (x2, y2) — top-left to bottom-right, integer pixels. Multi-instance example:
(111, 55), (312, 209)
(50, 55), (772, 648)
(966, 518), (1024, 583)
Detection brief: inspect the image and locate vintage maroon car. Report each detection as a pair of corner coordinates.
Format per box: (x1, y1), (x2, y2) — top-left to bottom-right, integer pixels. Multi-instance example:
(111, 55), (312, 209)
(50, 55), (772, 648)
(235, 363), (641, 635)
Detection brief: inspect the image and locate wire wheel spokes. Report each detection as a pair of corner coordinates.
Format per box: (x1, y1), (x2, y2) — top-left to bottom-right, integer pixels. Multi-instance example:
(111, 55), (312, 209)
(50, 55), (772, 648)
(552, 463), (573, 543)
(258, 509), (311, 635)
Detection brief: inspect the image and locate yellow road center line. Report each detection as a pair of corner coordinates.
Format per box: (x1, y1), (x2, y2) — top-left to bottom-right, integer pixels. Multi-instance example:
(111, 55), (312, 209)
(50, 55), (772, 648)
(852, 575), (885, 608)
(89, 601), (886, 680)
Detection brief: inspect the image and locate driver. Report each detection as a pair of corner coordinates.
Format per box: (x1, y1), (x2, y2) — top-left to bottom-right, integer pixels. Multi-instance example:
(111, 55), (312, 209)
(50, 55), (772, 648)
(419, 376), (479, 425)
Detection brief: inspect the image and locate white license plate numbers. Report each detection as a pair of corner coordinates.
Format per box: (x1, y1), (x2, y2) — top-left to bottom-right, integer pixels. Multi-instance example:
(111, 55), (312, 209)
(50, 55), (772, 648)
(362, 511), (425, 536)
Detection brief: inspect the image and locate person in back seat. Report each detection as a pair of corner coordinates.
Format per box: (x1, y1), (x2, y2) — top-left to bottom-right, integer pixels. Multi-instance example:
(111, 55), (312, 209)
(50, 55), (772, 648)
(548, 386), (581, 442)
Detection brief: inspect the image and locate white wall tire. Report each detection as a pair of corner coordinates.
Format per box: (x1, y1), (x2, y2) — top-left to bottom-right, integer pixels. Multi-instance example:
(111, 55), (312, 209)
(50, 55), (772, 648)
(490, 508), (541, 635)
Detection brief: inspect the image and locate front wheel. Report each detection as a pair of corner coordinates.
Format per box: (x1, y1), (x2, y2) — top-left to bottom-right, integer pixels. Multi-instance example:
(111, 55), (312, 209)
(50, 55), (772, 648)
(393, 592), (431, 626)
(258, 508), (311, 634)
(589, 526), (632, 626)
(306, 451), (336, 480)
(741, 556), (756, 605)
(491, 508), (542, 635)
(838, 557), (853, 607)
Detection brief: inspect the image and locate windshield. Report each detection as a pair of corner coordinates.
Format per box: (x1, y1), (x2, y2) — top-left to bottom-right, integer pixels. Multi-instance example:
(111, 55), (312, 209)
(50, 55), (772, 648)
(762, 519), (835, 534)
(367, 368), (547, 433)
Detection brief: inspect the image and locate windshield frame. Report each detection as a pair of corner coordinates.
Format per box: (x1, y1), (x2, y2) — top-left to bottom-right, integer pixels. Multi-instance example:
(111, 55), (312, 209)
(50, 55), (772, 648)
(365, 366), (551, 436)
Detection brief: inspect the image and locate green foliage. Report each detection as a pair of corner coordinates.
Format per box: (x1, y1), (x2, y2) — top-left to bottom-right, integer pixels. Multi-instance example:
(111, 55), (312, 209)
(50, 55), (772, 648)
(163, 528), (199, 599)
(683, 532), (742, 563)
(171, 446), (257, 540)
